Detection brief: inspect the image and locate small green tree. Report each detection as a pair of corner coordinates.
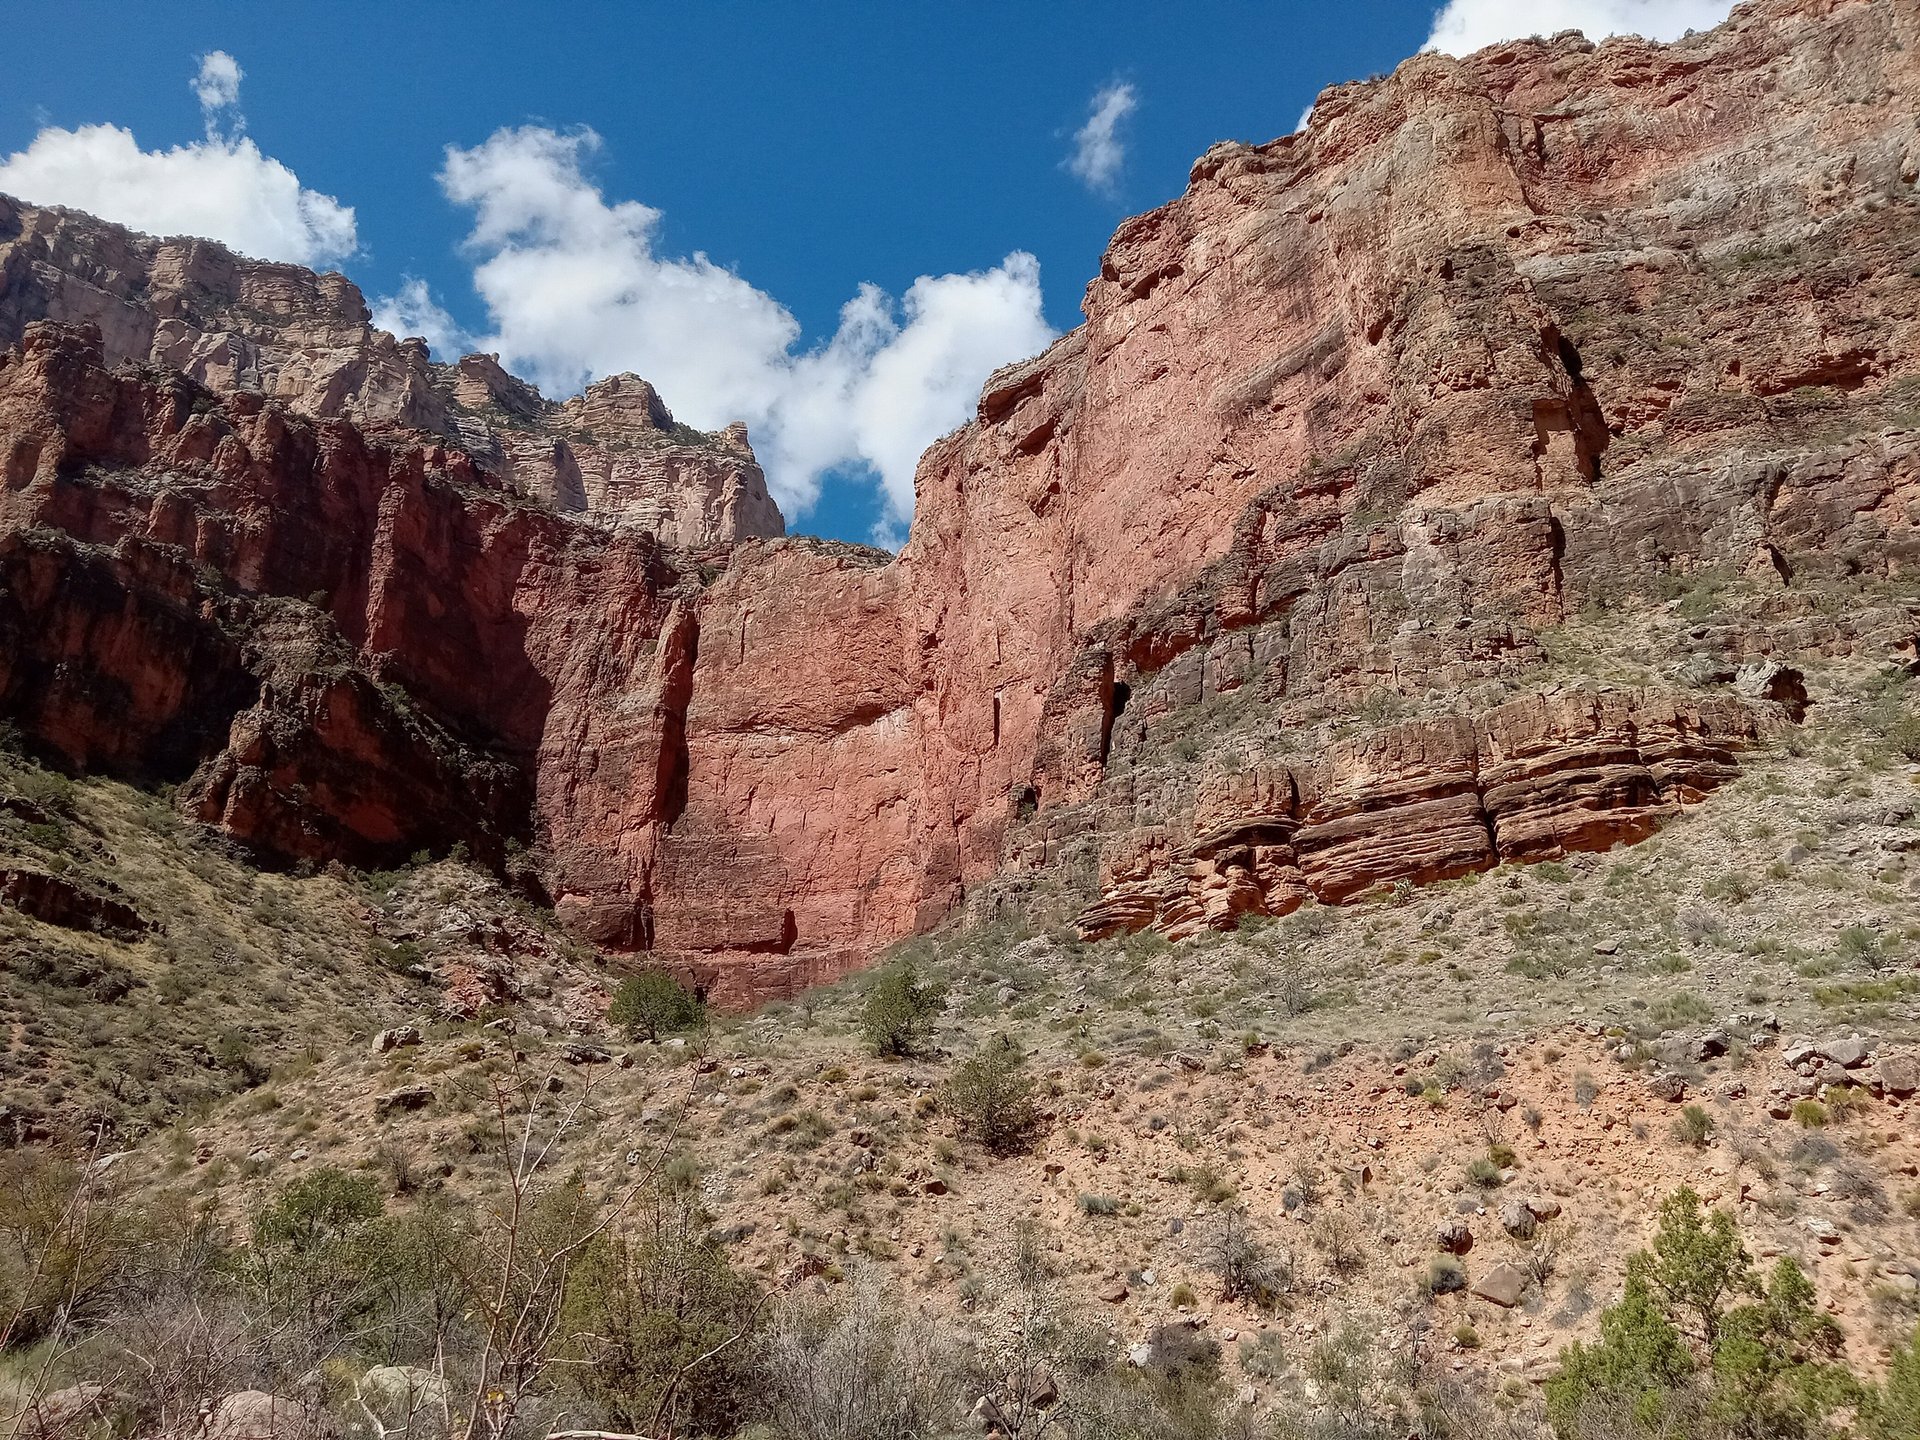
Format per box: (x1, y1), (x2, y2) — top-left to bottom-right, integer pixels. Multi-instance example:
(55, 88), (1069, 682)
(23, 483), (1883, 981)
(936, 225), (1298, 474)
(253, 1167), (384, 1253)
(1547, 1189), (1866, 1440)
(1547, 1273), (1697, 1439)
(609, 970), (705, 1042)
(945, 1035), (1039, 1155)
(1709, 1257), (1856, 1439)
(561, 1186), (764, 1438)
(859, 958), (946, 1057)
(1635, 1185), (1757, 1347)
(1861, 1325), (1920, 1440)
(248, 1167), (388, 1337)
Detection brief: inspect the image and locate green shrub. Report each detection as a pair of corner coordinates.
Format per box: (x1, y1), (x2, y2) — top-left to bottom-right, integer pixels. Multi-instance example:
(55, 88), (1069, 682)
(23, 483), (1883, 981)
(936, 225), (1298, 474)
(253, 1167), (384, 1252)
(859, 958), (947, 1057)
(1237, 1329), (1289, 1380)
(1078, 1193), (1120, 1216)
(1861, 1325), (1920, 1440)
(609, 969), (705, 1041)
(1885, 712), (1920, 764)
(561, 1188), (762, 1438)
(1467, 1156), (1503, 1188)
(1675, 1105), (1715, 1149)
(1201, 1209), (1291, 1308)
(944, 1035), (1039, 1155)
(1791, 1099), (1828, 1129)
(1825, 1084), (1871, 1120)
(1425, 1255), (1467, 1296)
(1546, 1187), (1858, 1440)
(370, 938), (426, 976)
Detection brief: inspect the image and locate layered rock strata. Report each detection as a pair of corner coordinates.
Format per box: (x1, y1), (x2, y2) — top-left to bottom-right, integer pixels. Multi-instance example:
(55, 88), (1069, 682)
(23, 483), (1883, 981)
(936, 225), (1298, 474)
(3, 0), (1918, 1002)
(0, 196), (783, 547)
(1076, 689), (1760, 941)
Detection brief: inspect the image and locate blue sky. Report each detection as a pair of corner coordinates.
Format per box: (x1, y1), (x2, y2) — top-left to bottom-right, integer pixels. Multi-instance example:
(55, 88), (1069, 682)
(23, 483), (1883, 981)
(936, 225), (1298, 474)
(0, 1), (1733, 544)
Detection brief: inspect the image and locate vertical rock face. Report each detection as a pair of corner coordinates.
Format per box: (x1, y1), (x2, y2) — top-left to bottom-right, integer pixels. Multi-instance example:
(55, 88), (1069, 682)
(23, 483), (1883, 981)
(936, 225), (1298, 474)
(645, 0), (1920, 988)
(2, 0), (1918, 1003)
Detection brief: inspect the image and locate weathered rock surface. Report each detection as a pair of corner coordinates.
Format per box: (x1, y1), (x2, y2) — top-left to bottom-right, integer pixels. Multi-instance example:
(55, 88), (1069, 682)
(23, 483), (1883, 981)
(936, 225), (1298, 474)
(1471, 1261), (1530, 1308)
(203, 1390), (311, 1440)
(1077, 687), (1761, 938)
(0, 195), (782, 547)
(3, 0), (1919, 999)
(0, 864), (146, 938)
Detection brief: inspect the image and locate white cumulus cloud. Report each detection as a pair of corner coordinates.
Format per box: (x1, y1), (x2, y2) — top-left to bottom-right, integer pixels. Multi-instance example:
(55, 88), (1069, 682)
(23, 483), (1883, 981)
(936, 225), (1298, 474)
(1425, 0), (1736, 54)
(1067, 82), (1138, 194)
(192, 51), (243, 119)
(370, 278), (470, 363)
(0, 52), (355, 267)
(384, 125), (1053, 533)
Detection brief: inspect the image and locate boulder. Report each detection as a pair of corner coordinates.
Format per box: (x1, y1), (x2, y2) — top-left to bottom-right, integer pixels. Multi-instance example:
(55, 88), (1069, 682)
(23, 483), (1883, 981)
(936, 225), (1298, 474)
(969, 1394), (1010, 1433)
(1499, 1201), (1537, 1240)
(1693, 1030), (1729, 1062)
(1470, 1263), (1529, 1308)
(370, 1025), (421, 1056)
(23, 1383), (121, 1439)
(1646, 1073), (1687, 1103)
(373, 1084), (434, 1117)
(204, 1391), (310, 1439)
(1434, 1218), (1471, 1261)
(1815, 1036), (1872, 1069)
(1733, 661), (1808, 719)
(357, 1364), (448, 1429)
(1018, 1368), (1060, 1410)
(1874, 1053), (1919, 1097)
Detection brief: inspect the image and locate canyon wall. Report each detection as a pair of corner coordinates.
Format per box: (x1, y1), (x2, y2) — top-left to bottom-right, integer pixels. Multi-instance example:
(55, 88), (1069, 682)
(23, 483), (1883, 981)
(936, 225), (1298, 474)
(3, 0), (1918, 1003)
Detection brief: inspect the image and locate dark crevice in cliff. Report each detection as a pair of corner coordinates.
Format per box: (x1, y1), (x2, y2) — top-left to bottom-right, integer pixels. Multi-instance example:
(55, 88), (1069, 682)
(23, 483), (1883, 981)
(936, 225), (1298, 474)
(656, 610), (698, 830)
(1549, 329), (1611, 481)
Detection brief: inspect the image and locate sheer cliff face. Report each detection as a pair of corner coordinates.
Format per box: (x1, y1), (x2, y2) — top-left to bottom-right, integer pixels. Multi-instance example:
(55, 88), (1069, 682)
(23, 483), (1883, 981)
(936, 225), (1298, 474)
(666, 0), (1920, 996)
(3, 0), (1918, 1004)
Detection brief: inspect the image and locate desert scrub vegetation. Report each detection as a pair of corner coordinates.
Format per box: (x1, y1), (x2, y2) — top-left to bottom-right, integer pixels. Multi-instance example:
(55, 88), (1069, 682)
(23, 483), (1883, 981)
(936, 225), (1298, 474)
(0, 752), (409, 1140)
(1544, 1185), (1919, 1440)
(944, 1035), (1041, 1155)
(858, 955), (947, 1057)
(608, 967), (707, 1041)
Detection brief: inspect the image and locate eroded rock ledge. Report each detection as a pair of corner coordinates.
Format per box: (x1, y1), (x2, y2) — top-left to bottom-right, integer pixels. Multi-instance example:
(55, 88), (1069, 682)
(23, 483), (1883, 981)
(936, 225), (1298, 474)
(1076, 687), (1772, 941)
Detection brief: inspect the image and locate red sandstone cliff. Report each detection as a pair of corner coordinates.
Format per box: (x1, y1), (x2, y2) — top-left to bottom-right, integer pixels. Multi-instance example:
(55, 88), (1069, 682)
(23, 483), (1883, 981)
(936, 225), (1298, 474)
(3, 0), (1917, 1004)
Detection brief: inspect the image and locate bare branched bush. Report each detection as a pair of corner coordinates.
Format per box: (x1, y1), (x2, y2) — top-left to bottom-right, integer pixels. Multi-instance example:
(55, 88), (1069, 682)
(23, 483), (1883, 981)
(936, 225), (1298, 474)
(1520, 1222), (1578, 1296)
(1310, 1210), (1366, 1279)
(761, 1270), (965, 1440)
(1200, 1210), (1293, 1309)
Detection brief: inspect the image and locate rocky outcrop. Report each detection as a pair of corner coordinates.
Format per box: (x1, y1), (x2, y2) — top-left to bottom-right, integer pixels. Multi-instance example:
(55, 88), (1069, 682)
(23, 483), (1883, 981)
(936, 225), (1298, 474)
(0, 865), (146, 939)
(2, 0), (1918, 1000)
(0, 194), (783, 547)
(0, 321), (692, 890)
(1075, 688), (1763, 940)
(656, 0), (1919, 971)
